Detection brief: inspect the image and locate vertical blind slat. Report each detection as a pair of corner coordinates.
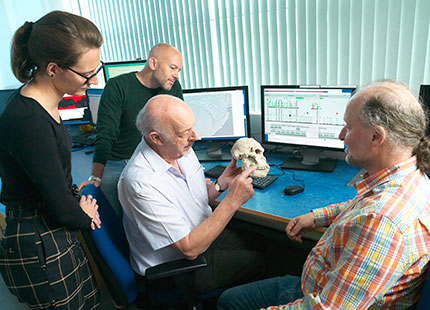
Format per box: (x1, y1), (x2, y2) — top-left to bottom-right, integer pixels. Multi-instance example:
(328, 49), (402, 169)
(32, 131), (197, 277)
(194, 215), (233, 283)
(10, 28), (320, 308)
(359, 0), (375, 86)
(219, 0), (230, 85)
(316, 0), (327, 85)
(259, 0), (269, 85)
(251, 0), (262, 112)
(227, 0), (237, 85)
(371, 0), (389, 81)
(327, 0), (339, 84)
(202, 1), (215, 86)
(306, 0), (317, 84)
(337, 0), (350, 85)
(196, 0), (208, 86)
(396, 0), (416, 83)
(267, 0), (277, 84)
(277, 0), (288, 85)
(296, 0), (307, 84)
(234, 1), (246, 85)
(187, 0), (199, 87)
(287, 0), (297, 84)
(137, 0), (149, 56)
(214, 0), (224, 85)
(242, 0), (255, 108)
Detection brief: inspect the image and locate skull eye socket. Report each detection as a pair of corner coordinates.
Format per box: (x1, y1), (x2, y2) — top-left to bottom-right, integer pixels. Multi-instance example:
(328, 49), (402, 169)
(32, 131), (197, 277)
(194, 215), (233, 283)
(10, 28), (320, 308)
(256, 149), (262, 155)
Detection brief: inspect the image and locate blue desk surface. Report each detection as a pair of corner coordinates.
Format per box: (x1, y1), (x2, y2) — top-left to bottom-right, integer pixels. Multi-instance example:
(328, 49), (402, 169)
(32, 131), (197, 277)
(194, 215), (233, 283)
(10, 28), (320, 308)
(202, 157), (361, 220)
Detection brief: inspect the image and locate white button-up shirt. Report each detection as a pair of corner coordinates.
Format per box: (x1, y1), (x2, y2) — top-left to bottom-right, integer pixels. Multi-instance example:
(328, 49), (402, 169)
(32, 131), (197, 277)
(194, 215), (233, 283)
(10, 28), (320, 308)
(118, 138), (212, 275)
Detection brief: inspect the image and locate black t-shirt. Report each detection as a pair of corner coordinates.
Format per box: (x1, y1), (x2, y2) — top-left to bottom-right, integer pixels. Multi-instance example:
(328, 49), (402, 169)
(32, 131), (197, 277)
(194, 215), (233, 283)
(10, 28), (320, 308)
(93, 72), (183, 164)
(0, 89), (90, 229)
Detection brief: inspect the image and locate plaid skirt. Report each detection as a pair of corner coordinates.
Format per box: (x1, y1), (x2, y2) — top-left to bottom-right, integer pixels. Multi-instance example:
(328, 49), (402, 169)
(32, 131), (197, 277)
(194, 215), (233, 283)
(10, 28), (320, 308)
(0, 206), (100, 309)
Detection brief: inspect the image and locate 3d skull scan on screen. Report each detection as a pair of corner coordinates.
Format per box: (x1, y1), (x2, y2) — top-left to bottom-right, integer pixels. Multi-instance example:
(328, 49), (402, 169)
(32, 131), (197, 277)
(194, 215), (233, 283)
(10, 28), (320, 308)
(231, 138), (270, 178)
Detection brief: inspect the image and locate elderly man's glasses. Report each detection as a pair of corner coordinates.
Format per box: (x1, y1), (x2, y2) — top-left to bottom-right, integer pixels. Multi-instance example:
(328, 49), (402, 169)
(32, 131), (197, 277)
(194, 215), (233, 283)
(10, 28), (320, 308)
(65, 61), (104, 85)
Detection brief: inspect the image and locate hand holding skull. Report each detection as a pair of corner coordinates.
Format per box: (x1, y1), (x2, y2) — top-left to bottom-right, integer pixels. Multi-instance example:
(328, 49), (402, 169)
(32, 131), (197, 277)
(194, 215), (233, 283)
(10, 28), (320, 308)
(231, 138), (270, 178)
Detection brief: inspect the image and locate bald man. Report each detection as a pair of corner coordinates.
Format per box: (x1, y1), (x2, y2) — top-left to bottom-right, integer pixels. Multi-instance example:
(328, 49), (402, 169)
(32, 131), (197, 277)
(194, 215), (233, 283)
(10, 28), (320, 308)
(81, 43), (184, 216)
(118, 95), (265, 296)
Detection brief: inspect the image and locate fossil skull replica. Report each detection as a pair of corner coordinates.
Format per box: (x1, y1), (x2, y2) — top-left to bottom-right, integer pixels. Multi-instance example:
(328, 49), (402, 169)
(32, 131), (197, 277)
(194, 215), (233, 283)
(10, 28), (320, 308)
(231, 138), (270, 178)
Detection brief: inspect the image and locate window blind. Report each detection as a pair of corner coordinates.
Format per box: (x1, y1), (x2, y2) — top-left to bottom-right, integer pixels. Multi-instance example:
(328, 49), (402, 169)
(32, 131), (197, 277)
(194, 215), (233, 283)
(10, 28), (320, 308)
(78, 0), (430, 113)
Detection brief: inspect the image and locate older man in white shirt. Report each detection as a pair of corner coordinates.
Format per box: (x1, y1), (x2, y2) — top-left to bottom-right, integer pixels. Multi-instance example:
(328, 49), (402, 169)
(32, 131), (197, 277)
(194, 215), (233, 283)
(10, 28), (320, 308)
(118, 94), (265, 295)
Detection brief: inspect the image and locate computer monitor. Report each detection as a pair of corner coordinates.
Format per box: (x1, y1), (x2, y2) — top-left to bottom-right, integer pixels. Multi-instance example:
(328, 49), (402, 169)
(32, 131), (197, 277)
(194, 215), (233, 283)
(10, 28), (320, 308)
(58, 94), (91, 125)
(261, 85), (356, 172)
(86, 88), (103, 125)
(419, 84), (430, 136)
(103, 59), (147, 81)
(183, 86), (250, 161)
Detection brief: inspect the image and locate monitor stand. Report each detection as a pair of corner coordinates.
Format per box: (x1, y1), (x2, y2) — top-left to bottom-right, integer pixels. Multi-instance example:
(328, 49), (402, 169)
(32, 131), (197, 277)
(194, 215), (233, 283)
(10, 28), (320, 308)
(195, 142), (232, 162)
(280, 148), (337, 172)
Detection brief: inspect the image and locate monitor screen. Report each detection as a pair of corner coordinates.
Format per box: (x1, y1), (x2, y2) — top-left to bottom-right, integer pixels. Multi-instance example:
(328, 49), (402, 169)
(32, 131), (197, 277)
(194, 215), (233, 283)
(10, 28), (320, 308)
(261, 85), (355, 171)
(183, 86), (250, 161)
(58, 94), (91, 125)
(419, 84), (430, 136)
(86, 88), (103, 125)
(103, 60), (147, 81)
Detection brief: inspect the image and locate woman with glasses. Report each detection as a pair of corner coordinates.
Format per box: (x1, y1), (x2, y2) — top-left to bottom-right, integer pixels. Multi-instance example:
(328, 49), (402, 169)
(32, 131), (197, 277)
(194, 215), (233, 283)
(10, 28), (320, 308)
(0, 11), (103, 309)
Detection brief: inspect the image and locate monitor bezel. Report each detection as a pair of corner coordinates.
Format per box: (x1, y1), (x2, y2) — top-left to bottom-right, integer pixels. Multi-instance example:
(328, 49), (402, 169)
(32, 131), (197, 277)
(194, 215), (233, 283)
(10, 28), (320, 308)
(103, 59), (147, 82)
(260, 84), (356, 152)
(183, 85), (251, 142)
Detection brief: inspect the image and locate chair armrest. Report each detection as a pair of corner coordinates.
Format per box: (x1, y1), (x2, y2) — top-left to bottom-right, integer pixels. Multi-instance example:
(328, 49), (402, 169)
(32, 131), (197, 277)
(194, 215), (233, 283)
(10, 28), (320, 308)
(146, 255), (208, 281)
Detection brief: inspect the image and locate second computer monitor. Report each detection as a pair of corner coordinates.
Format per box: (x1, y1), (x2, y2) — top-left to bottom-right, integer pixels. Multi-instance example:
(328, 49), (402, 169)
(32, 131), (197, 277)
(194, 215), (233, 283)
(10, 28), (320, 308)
(103, 59), (147, 82)
(58, 94), (91, 125)
(183, 86), (250, 161)
(261, 85), (355, 171)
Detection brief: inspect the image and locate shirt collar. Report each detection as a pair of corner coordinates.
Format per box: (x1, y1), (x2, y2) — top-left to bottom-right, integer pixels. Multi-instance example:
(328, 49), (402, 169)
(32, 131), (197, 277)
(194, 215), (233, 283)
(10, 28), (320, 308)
(354, 156), (418, 196)
(139, 137), (193, 176)
(140, 138), (173, 175)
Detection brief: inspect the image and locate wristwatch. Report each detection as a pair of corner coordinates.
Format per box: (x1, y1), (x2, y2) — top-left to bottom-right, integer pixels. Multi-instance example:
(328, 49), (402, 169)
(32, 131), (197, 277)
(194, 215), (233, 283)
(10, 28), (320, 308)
(214, 179), (225, 193)
(88, 175), (102, 182)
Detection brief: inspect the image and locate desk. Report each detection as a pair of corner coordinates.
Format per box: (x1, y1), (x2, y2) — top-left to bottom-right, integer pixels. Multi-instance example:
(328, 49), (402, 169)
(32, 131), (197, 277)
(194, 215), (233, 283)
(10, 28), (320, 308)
(71, 148), (361, 241)
(202, 155), (361, 240)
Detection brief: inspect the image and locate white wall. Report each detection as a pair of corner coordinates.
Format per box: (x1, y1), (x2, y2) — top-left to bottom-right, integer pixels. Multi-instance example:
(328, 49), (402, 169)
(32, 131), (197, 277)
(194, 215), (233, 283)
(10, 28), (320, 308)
(0, 0), (79, 90)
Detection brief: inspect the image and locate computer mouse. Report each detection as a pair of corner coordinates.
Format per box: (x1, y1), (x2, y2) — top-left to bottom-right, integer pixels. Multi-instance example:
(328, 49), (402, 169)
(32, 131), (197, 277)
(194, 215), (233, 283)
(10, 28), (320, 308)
(283, 185), (304, 195)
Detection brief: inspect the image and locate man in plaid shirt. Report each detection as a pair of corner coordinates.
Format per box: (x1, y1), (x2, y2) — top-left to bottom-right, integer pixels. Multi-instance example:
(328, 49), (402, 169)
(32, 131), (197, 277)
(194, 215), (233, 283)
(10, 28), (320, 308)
(218, 80), (430, 310)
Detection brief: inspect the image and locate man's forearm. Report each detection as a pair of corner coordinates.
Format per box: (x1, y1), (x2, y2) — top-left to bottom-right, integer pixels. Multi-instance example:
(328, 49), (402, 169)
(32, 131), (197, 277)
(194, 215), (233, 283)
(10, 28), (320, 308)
(171, 199), (238, 259)
(91, 162), (105, 179)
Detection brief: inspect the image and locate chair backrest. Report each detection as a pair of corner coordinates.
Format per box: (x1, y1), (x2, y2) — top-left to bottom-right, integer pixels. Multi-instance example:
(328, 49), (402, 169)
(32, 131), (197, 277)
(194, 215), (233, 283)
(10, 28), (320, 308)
(81, 184), (138, 308)
(417, 265), (430, 309)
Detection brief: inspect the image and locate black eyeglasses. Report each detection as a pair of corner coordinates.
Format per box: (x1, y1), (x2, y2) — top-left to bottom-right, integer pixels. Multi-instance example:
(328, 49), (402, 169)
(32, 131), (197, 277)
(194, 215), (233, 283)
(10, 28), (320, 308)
(65, 61), (104, 84)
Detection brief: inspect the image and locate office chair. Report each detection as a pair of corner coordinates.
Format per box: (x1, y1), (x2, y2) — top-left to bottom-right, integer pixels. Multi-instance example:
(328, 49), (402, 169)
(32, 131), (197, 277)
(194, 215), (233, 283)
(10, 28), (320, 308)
(416, 265), (430, 309)
(80, 184), (221, 309)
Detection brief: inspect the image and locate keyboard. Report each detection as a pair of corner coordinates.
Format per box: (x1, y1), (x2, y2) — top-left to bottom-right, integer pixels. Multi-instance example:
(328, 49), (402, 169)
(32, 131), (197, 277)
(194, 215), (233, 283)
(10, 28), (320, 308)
(204, 165), (278, 189)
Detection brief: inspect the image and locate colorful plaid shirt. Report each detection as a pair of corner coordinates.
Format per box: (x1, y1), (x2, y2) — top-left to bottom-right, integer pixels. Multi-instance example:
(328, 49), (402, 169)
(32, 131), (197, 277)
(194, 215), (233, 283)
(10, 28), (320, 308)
(264, 156), (430, 309)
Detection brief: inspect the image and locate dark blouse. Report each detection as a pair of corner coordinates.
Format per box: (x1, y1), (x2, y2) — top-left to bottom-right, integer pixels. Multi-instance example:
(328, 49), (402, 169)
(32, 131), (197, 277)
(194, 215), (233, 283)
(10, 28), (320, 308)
(0, 89), (90, 229)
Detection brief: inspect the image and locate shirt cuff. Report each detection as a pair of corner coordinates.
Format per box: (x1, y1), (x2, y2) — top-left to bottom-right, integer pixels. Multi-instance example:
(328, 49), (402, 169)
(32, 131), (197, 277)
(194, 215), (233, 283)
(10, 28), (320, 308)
(312, 207), (331, 227)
